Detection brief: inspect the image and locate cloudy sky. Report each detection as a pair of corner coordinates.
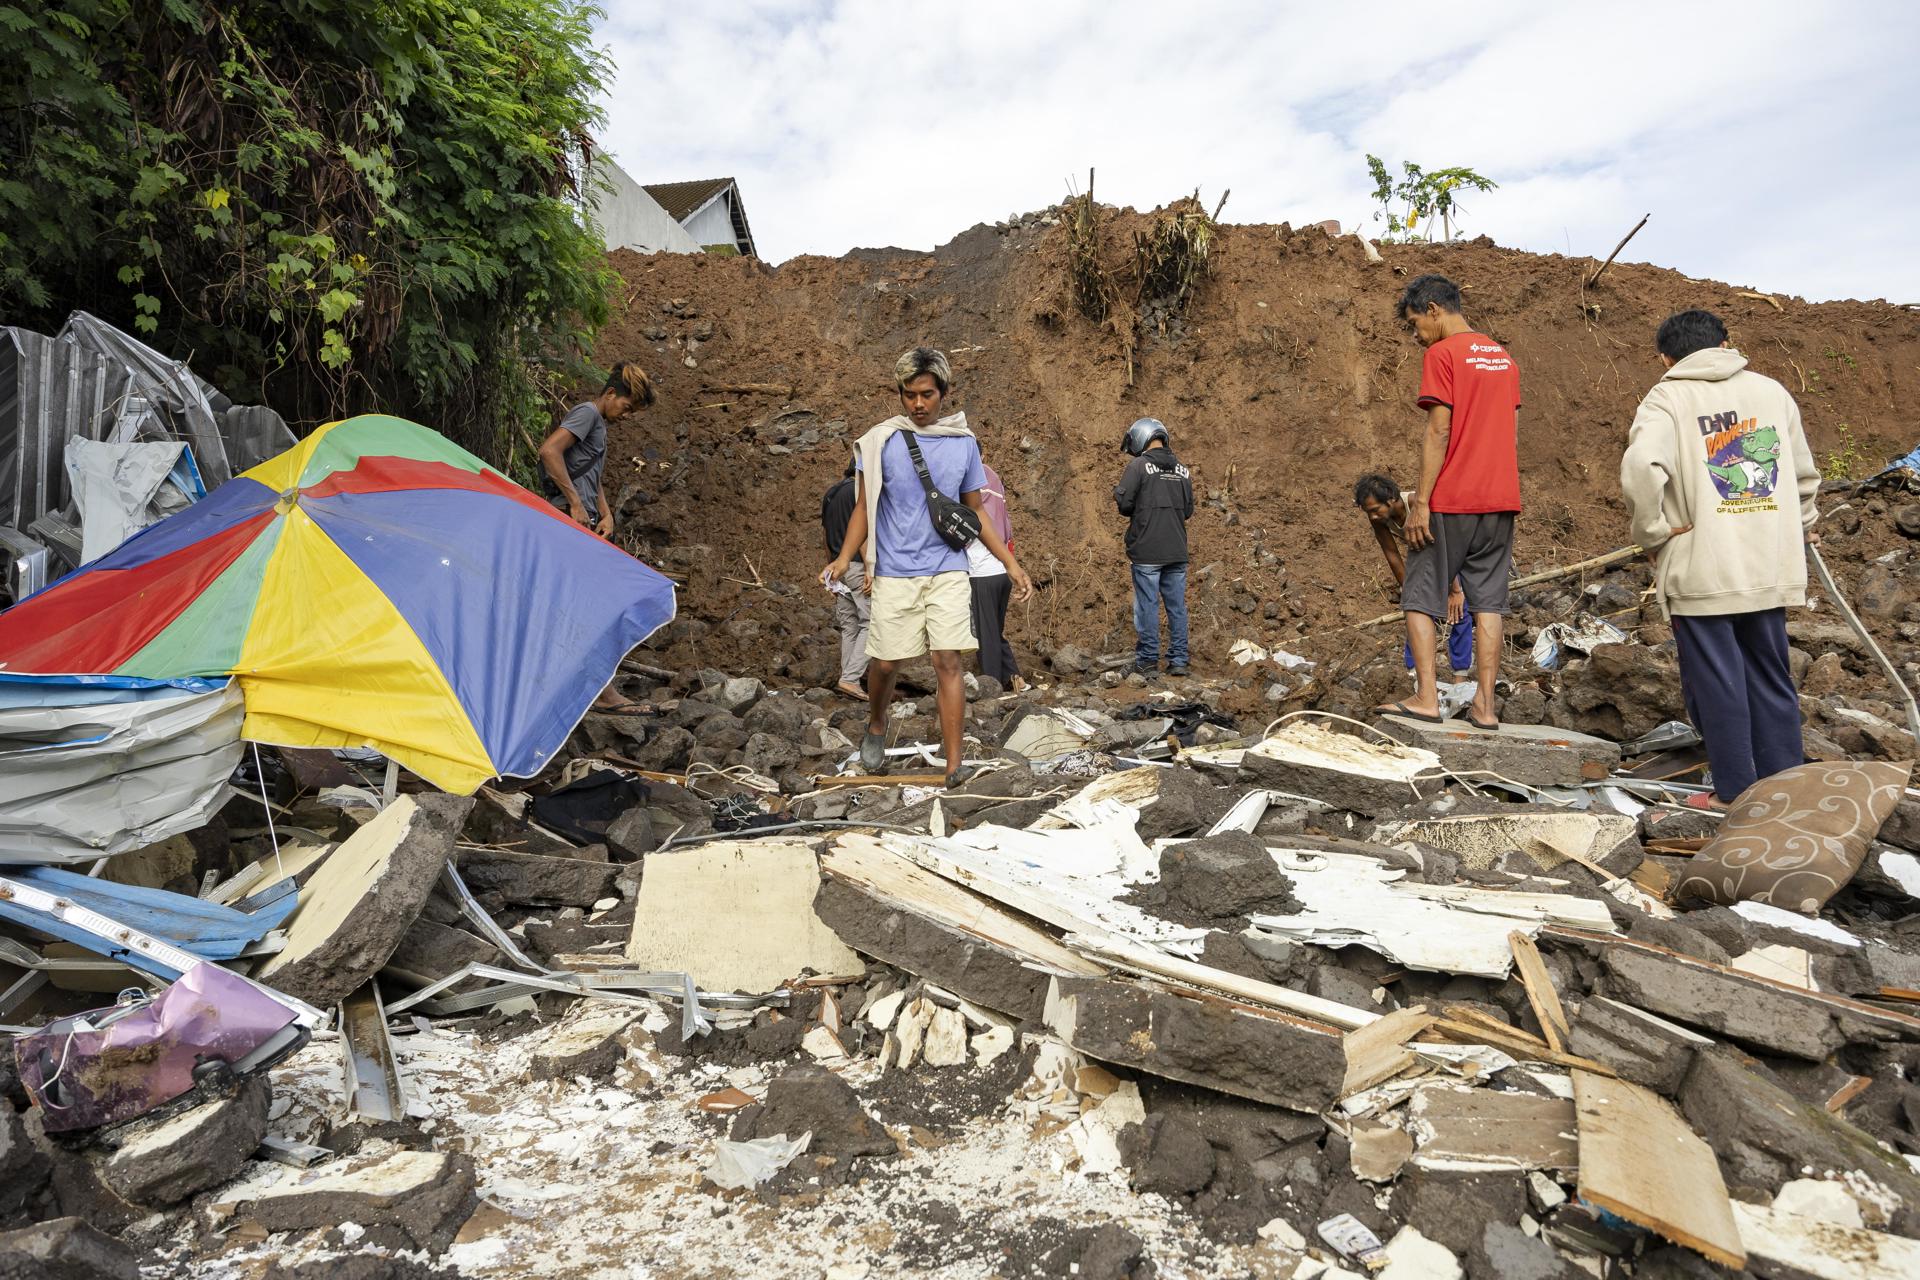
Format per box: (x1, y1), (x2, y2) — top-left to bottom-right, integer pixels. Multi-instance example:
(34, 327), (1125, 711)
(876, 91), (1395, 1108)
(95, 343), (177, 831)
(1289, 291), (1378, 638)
(597, 1), (1918, 303)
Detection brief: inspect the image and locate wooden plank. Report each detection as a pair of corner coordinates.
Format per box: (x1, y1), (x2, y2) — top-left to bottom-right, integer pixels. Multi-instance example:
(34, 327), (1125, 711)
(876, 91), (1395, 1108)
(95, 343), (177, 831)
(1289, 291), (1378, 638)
(1824, 1074), (1873, 1113)
(1574, 1070), (1745, 1269)
(1340, 1006), (1436, 1096)
(1432, 1013), (1617, 1077)
(1508, 932), (1570, 1051)
(1410, 1086), (1578, 1173)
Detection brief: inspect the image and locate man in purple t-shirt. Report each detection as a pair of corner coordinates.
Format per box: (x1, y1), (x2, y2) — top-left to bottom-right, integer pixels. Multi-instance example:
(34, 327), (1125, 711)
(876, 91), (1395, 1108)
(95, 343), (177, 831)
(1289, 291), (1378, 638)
(824, 348), (1032, 787)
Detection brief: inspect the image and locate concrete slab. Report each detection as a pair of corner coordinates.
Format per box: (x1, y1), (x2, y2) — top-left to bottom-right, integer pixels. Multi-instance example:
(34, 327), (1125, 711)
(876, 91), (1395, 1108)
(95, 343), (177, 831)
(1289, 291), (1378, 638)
(627, 839), (864, 994)
(254, 793), (473, 1007)
(223, 1149), (477, 1254)
(1566, 996), (1713, 1096)
(528, 1002), (644, 1081)
(1044, 974), (1346, 1114)
(453, 847), (617, 907)
(1238, 722), (1440, 816)
(100, 1076), (270, 1207)
(1600, 941), (1904, 1061)
(1376, 716), (1619, 786)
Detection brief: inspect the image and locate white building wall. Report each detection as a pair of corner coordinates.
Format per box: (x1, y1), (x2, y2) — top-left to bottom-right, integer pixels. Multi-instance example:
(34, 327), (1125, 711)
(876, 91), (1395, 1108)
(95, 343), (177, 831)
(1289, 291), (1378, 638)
(592, 160), (701, 254)
(681, 196), (740, 251)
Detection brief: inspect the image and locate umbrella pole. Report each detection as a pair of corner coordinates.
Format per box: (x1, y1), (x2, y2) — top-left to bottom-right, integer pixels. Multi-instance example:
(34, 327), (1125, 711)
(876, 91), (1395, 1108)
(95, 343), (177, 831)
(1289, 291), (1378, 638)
(1809, 543), (1920, 743)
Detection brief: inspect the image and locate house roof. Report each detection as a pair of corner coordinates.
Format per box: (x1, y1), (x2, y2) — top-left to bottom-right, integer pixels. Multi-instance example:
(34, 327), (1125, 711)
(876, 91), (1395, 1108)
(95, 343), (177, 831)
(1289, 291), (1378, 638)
(641, 178), (736, 224)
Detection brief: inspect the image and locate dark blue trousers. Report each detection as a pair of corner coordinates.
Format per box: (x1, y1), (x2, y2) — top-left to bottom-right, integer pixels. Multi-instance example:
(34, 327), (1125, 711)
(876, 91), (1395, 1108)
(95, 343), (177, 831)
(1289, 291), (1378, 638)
(1670, 608), (1803, 802)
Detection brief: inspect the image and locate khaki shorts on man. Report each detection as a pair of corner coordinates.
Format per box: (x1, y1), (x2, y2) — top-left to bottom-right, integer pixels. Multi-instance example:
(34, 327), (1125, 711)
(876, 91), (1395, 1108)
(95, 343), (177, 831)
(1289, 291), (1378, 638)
(868, 571), (977, 660)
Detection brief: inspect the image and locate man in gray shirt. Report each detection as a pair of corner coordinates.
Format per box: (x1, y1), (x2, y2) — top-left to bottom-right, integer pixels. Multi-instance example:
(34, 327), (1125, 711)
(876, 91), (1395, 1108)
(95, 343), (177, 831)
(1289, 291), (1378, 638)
(539, 360), (654, 536)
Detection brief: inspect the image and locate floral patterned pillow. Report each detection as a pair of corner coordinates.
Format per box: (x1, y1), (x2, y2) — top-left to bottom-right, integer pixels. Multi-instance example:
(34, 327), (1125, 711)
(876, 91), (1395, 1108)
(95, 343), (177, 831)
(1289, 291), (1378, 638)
(1673, 761), (1913, 913)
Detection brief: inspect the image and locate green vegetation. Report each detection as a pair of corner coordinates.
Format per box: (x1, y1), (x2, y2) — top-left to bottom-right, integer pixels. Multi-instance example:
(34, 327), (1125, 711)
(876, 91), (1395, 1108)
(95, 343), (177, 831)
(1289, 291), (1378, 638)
(1822, 422), (1865, 481)
(1366, 156), (1498, 242)
(0, 0), (614, 461)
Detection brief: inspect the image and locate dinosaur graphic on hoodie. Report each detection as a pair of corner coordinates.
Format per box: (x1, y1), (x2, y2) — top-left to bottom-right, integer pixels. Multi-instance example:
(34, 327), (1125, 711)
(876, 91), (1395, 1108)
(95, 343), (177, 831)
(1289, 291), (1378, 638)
(1705, 423), (1781, 500)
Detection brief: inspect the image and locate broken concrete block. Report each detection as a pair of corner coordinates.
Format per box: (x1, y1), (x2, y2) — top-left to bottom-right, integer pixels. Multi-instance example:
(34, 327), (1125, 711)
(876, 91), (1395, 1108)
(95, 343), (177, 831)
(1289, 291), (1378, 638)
(1154, 830), (1300, 922)
(224, 1150), (477, 1254)
(1237, 722), (1439, 816)
(1773, 1178), (1865, 1229)
(1600, 940), (1911, 1061)
(0, 1107), (51, 1225)
(1135, 765), (1236, 841)
(254, 793), (473, 1007)
(1678, 1049), (1920, 1220)
(1466, 1220), (1584, 1280)
(1377, 1223), (1464, 1280)
(628, 838), (863, 993)
(1044, 975), (1345, 1113)
(817, 877), (1025, 1017)
(1730, 1200), (1920, 1280)
(1376, 716), (1617, 786)
(729, 1065), (893, 1184)
(1393, 1169), (1527, 1256)
(815, 837), (1101, 1021)
(1118, 1111), (1215, 1197)
(0, 1217), (139, 1280)
(528, 1003), (644, 1081)
(100, 1076), (270, 1207)
(453, 847), (617, 908)
(1566, 996), (1714, 1096)
(382, 917), (500, 988)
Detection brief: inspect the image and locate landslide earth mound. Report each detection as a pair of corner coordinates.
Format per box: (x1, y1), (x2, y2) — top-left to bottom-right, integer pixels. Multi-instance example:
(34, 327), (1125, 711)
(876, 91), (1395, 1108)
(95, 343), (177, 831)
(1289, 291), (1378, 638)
(586, 208), (1919, 683)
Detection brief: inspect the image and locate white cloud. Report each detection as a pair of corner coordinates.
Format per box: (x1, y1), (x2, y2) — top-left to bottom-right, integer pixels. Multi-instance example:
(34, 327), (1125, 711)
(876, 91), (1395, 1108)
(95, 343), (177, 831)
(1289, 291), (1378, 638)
(595, 0), (1919, 301)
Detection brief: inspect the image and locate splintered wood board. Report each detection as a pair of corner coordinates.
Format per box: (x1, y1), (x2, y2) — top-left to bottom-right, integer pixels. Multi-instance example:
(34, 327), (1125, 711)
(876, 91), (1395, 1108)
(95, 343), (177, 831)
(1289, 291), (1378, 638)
(1574, 1070), (1745, 1268)
(1409, 1085), (1577, 1173)
(626, 838), (863, 994)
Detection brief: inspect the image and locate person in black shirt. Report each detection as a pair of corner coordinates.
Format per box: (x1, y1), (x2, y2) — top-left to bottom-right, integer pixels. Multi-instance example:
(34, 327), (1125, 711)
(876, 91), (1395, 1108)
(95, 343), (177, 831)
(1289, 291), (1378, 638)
(1114, 417), (1195, 677)
(820, 461), (871, 699)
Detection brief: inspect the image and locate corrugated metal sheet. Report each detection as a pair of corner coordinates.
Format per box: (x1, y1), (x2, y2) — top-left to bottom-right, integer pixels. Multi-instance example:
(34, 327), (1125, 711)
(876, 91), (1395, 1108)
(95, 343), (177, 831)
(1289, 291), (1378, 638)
(58, 311), (233, 487)
(0, 326), (137, 535)
(0, 313), (291, 575)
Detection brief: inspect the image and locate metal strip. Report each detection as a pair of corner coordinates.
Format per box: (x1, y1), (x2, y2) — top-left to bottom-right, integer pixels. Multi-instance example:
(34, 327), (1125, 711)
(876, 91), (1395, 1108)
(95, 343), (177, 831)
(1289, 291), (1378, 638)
(440, 860), (555, 975)
(339, 982), (405, 1121)
(0, 873), (324, 1026)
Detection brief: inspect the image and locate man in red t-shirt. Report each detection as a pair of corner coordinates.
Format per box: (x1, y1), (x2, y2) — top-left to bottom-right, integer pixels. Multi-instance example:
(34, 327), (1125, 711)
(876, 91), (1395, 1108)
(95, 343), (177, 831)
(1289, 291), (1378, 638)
(1374, 274), (1522, 731)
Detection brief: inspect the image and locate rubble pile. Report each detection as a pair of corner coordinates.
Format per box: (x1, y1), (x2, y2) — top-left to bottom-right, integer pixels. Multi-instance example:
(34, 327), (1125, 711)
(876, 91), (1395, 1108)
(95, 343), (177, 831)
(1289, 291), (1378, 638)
(6, 520), (1920, 1280)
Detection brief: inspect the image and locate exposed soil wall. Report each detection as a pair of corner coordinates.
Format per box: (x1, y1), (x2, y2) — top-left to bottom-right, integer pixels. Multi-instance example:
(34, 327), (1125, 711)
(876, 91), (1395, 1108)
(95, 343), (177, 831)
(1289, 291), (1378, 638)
(589, 210), (1919, 681)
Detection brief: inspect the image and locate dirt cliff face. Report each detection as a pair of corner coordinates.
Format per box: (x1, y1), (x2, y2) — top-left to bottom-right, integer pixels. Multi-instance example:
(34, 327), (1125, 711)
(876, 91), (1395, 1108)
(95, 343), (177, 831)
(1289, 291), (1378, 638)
(586, 211), (1919, 681)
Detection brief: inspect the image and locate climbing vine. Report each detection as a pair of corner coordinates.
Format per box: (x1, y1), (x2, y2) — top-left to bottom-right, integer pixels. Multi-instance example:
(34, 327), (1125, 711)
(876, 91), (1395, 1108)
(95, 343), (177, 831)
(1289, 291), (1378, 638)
(0, 0), (614, 459)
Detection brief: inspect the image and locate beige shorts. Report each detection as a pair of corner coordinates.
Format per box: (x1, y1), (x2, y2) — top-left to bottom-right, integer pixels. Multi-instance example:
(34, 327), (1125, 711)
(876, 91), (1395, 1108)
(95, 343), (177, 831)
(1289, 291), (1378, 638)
(868, 571), (977, 660)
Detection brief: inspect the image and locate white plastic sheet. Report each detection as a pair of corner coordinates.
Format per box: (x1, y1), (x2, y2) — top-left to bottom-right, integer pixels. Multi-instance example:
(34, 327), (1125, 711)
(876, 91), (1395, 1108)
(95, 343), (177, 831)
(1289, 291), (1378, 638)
(0, 682), (243, 863)
(65, 437), (193, 563)
(703, 1131), (812, 1190)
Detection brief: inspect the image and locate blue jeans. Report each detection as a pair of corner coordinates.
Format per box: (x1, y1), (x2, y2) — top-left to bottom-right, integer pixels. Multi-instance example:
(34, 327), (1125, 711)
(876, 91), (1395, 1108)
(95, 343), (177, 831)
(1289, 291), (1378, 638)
(1131, 563), (1189, 667)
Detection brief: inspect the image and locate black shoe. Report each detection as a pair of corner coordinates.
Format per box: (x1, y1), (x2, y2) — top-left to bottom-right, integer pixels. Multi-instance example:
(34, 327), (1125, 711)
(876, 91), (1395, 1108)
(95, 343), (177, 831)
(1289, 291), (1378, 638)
(1129, 662), (1158, 678)
(1166, 664), (1190, 677)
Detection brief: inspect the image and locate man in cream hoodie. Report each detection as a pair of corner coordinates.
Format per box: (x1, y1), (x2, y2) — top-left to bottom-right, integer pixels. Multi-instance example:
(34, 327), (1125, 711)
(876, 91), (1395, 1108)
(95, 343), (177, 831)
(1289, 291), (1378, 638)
(1621, 309), (1820, 808)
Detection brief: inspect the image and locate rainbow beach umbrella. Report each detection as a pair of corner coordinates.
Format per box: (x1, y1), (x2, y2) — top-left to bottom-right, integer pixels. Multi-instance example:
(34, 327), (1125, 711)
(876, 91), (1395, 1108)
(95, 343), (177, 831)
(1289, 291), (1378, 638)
(0, 414), (675, 793)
